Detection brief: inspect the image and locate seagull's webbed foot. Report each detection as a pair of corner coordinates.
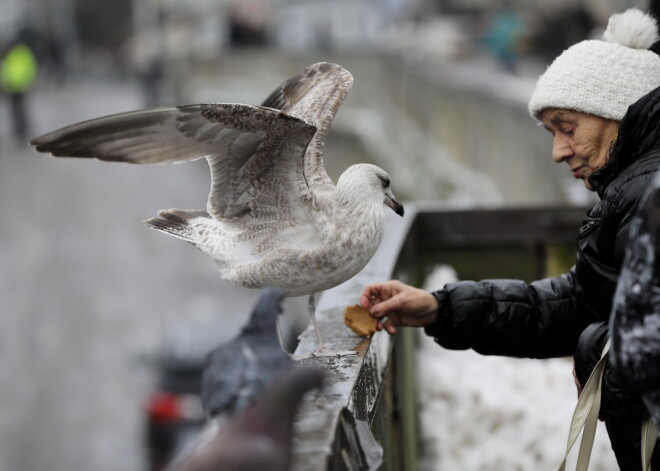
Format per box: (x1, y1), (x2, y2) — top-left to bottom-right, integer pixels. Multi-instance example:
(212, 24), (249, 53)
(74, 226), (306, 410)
(301, 293), (357, 358)
(275, 297), (356, 360)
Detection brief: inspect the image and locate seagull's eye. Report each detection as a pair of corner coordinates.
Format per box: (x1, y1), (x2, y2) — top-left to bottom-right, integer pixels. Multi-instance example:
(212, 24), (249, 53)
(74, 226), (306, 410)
(379, 176), (390, 188)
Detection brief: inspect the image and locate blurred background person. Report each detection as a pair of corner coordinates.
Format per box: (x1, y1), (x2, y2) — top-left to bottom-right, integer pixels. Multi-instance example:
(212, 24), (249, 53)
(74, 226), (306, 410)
(129, 28), (165, 108)
(479, 2), (526, 73)
(1, 38), (37, 143)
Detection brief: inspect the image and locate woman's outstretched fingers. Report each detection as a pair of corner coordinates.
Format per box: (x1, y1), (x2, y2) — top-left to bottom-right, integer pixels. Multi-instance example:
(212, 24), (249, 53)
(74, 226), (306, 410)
(359, 292), (376, 310)
(377, 317), (397, 335)
(384, 321), (397, 335)
(360, 281), (438, 331)
(370, 295), (403, 318)
(360, 283), (387, 309)
(360, 281), (404, 310)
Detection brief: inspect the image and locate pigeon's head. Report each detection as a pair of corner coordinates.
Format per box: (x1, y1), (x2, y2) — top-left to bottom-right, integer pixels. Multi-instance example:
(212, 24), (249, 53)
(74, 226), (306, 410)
(338, 164), (404, 217)
(244, 287), (285, 335)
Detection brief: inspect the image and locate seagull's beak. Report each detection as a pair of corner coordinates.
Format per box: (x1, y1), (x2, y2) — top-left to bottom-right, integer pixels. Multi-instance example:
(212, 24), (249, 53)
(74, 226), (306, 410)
(385, 192), (404, 217)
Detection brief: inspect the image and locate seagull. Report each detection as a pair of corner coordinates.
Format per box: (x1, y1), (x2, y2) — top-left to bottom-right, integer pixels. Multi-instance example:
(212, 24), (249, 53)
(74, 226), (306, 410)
(168, 366), (325, 471)
(201, 286), (291, 420)
(29, 62), (404, 356)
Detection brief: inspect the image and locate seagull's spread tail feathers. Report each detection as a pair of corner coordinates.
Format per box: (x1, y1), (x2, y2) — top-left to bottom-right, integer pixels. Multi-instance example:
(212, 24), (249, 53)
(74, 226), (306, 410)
(144, 209), (208, 244)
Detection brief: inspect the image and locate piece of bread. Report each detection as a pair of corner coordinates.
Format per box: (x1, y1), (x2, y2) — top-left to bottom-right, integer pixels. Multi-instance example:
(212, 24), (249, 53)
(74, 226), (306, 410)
(344, 304), (378, 337)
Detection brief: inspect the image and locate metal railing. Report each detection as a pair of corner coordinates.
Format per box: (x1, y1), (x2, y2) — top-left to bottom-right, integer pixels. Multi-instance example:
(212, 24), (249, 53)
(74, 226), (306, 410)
(291, 203), (588, 470)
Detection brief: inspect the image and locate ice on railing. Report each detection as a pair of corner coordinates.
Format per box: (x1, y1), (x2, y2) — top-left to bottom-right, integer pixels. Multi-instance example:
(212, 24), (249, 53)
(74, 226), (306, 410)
(417, 264), (618, 471)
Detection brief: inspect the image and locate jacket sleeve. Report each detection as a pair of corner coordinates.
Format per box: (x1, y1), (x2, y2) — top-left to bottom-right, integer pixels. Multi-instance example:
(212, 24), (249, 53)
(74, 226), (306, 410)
(423, 268), (595, 359)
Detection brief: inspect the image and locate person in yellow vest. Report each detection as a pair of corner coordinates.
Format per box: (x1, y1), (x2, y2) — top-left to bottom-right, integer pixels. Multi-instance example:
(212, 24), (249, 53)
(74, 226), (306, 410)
(1, 42), (37, 142)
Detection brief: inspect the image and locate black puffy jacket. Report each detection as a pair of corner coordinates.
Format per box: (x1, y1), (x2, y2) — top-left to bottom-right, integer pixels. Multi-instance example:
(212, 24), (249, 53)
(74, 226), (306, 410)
(425, 85), (660, 360)
(424, 85), (660, 467)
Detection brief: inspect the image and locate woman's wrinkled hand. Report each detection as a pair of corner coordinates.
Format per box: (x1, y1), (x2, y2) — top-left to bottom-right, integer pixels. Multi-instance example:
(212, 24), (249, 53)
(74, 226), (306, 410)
(359, 280), (439, 335)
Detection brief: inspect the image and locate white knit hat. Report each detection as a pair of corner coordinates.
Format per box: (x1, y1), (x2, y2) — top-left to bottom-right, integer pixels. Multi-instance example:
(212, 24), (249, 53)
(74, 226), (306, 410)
(528, 8), (660, 121)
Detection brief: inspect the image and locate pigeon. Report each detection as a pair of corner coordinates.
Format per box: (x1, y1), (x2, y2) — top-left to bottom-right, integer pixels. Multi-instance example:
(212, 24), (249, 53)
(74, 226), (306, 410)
(201, 286), (291, 421)
(167, 366), (325, 471)
(30, 62), (404, 356)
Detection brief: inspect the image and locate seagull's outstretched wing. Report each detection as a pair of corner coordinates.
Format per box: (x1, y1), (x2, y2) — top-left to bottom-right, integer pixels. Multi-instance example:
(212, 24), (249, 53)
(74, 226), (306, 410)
(30, 104), (317, 222)
(261, 62), (353, 193)
(30, 107), (214, 163)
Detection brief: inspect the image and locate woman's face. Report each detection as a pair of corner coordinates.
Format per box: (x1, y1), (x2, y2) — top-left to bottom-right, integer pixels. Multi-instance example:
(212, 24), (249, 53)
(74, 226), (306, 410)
(540, 109), (620, 191)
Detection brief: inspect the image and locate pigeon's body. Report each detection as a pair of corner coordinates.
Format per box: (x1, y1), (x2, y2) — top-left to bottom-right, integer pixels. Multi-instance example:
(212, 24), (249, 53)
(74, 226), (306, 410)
(169, 366), (325, 471)
(30, 62), (403, 350)
(201, 287), (291, 418)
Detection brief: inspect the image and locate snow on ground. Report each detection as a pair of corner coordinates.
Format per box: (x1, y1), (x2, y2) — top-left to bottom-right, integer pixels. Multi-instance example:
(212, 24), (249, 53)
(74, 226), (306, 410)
(417, 265), (619, 471)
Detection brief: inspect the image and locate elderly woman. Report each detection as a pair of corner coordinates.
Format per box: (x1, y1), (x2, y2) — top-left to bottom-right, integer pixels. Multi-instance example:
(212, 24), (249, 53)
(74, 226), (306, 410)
(361, 8), (660, 470)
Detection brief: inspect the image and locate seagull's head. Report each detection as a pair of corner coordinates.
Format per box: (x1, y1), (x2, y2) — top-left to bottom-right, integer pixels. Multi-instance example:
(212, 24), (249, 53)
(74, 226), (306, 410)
(337, 164), (404, 217)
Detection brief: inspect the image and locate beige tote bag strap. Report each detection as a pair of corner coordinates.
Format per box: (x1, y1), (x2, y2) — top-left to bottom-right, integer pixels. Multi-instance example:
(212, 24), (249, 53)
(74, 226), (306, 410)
(557, 339), (611, 471)
(642, 417), (658, 471)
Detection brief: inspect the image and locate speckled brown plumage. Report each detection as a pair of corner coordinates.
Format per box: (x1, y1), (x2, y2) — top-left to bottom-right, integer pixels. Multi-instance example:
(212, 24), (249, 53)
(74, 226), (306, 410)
(29, 62), (404, 299)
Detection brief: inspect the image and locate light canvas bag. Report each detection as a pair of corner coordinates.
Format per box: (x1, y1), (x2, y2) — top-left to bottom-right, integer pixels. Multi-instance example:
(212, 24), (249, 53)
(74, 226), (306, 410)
(558, 340), (658, 471)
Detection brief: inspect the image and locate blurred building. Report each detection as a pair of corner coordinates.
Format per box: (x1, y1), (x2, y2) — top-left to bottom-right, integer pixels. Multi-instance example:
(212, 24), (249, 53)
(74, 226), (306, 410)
(269, 0), (392, 52)
(4, 0), (655, 75)
(2, 1), (657, 471)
